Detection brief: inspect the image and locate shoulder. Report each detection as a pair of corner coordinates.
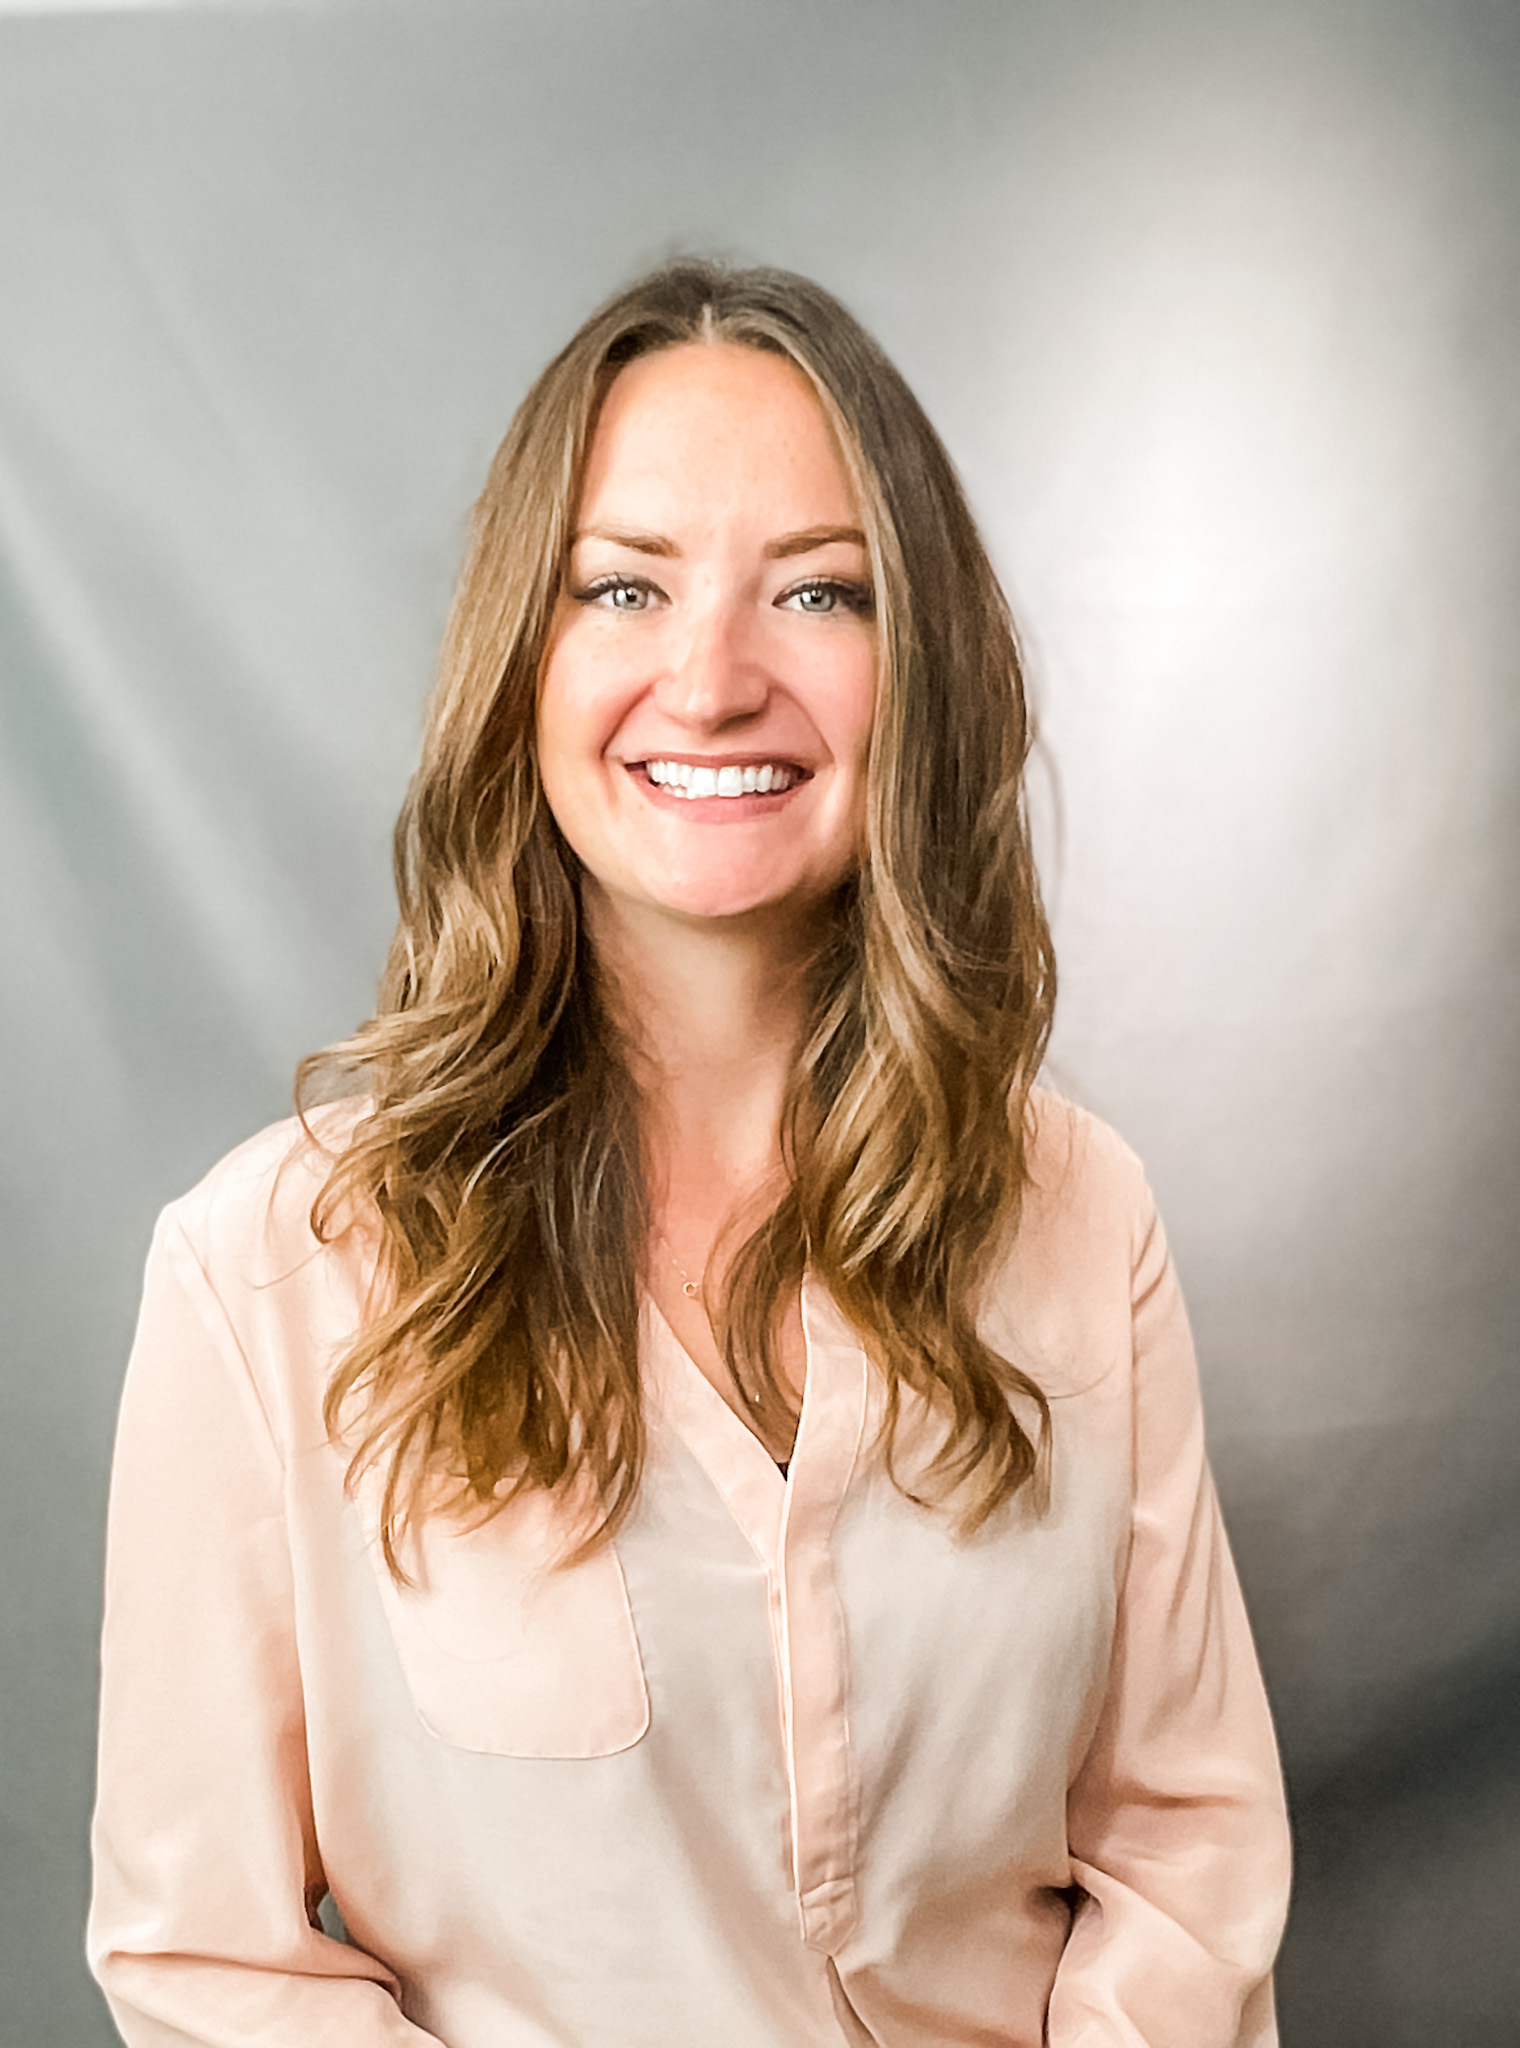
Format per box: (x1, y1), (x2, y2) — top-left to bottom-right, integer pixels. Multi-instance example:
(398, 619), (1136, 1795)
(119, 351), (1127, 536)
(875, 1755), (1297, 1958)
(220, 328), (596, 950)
(978, 1090), (1160, 1360)
(968, 1090), (1167, 1402)
(160, 1097), (375, 1285)
(1021, 1087), (1154, 1256)
(139, 1101), (380, 1437)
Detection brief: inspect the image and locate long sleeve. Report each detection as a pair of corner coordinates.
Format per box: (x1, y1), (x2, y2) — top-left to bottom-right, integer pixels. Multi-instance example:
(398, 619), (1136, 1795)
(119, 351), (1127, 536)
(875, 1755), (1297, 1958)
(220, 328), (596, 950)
(1046, 1197), (1291, 2048)
(90, 1106), (1288, 2047)
(88, 1209), (445, 2047)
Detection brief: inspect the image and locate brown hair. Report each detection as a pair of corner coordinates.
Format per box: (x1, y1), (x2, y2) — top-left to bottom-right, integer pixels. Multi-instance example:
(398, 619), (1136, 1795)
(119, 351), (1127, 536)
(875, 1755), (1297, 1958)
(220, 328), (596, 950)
(299, 260), (1056, 1571)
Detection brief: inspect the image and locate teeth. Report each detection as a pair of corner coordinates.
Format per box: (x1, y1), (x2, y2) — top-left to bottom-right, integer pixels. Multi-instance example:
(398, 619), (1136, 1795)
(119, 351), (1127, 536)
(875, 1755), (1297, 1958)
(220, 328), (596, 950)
(644, 760), (798, 798)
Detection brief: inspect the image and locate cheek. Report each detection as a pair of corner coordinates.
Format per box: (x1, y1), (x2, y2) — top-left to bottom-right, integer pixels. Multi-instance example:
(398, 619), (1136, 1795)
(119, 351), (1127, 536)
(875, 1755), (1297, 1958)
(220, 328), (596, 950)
(532, 683), (572, 815)
(538, 628), (642, 758)
(834, 652), (878, 769)
(533, 649), (600, 848)
(534, 643), (647, 869)
(536, 644), (601, 781)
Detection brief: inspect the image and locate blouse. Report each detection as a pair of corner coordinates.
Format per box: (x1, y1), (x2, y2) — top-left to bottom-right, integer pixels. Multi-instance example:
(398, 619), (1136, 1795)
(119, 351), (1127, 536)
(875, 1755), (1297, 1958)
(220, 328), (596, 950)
(87, 1092), (1290, 2046)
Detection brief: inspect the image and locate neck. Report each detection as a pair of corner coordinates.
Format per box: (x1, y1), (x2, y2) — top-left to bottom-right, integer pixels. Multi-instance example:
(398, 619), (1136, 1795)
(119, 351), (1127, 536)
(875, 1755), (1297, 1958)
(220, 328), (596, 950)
(585, 888), (825, 1238)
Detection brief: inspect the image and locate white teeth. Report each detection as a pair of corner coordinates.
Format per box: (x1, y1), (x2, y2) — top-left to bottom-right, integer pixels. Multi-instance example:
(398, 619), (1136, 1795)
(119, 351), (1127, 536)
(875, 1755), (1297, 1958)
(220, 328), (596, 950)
(643, 760), (798, 799)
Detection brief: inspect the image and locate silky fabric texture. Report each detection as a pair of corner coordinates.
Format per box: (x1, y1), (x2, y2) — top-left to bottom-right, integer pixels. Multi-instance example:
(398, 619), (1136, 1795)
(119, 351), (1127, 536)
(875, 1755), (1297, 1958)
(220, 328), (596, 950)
(88, 1094), (1289, 2046)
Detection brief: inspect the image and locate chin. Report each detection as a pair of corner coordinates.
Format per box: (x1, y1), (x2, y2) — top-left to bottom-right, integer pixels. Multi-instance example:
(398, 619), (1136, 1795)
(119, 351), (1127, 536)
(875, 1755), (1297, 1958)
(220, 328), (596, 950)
(657, 875), (849, 929)
(659, 889), (795, 924)
(588, 851), (858, 933)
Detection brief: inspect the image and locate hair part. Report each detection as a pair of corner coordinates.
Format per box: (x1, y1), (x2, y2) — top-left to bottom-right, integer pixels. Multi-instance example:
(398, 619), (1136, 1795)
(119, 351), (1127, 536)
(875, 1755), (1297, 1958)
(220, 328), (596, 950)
(298, 258), (1056, 1575)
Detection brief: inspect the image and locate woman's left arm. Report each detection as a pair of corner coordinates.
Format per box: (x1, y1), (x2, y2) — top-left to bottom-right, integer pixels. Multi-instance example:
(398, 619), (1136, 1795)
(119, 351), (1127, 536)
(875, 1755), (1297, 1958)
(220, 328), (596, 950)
(1048, 1196), (1291, 2048)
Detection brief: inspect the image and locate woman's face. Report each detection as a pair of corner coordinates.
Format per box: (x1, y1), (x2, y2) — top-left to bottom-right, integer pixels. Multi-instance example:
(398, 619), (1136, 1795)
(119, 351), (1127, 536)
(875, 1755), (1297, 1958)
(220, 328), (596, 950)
(536, 342), (877, 938)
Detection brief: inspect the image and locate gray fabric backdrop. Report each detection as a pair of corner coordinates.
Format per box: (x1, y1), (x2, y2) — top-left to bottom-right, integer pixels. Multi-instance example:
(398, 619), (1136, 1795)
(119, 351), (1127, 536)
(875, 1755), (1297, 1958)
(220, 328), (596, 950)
(3, 2), (1517, 2041)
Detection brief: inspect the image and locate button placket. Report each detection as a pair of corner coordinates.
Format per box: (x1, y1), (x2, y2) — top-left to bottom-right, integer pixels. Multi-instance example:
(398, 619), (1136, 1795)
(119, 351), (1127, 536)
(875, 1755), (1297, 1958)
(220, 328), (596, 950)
(638, 1287), (868, 1951)
(777, 1284), (868, 1952)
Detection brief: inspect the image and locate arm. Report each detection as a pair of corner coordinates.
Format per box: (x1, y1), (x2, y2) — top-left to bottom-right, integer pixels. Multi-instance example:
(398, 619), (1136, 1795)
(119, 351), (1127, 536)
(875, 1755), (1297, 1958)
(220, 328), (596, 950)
(1047, 1199), (1291, 2048)
(88, 1210), (445, 2047)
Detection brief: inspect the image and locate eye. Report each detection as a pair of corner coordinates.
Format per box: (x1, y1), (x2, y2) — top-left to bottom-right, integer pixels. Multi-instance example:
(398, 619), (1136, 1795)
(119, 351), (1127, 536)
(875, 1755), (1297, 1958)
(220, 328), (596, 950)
(777, 577), (875, 619)
(574, 574), (661, 612)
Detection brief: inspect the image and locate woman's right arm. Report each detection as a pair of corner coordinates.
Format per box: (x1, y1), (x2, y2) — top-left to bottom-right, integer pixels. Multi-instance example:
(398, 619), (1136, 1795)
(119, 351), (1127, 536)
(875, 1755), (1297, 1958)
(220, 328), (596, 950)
(88, 1209), (444, 2047)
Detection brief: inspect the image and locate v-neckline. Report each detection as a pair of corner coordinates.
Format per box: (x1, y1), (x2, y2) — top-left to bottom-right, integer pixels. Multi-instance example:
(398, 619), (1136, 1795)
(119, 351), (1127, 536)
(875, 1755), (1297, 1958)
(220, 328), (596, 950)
(640, 1280), (870, 1572)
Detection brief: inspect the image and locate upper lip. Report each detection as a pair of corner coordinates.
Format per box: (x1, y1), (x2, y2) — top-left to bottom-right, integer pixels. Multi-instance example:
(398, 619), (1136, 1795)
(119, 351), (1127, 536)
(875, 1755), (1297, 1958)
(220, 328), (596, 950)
(626, 752), (811, 770)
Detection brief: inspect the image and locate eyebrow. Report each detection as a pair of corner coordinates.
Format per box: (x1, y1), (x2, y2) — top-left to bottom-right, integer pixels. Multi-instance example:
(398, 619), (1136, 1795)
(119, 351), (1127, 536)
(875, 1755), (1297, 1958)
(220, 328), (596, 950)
(765, 525), (868, 560)
(571, 523), (868, 560)
(573, 525), (677, 557)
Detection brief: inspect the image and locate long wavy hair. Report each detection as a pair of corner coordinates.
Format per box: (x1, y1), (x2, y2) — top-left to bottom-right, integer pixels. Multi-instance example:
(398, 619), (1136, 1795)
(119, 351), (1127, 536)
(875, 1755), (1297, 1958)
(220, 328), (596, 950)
(299, 260), (1056, 1571)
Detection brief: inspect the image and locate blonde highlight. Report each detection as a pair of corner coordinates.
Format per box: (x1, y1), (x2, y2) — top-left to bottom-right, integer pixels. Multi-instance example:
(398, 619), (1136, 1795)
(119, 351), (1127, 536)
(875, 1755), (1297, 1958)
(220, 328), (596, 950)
(298, 260), (1055, 1573)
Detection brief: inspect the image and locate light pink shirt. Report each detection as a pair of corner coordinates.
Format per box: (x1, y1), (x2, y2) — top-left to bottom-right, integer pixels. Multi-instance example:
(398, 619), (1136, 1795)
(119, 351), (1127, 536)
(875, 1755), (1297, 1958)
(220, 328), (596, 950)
(88, 1094), (1290, 2046)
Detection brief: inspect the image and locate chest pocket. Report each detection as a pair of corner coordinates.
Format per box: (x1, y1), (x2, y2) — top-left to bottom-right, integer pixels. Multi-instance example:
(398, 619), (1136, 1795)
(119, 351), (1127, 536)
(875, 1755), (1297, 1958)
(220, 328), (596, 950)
(363, 1483), (650, 1759)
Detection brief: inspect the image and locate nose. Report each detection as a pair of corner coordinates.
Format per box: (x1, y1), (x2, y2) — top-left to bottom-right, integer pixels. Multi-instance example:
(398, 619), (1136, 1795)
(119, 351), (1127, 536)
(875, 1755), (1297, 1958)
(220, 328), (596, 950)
(654, 595), (770, 729)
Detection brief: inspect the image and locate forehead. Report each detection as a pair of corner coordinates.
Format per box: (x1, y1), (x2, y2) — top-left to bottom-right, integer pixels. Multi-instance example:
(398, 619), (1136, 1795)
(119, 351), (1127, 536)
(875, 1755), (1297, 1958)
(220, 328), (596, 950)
(576, 342), (860, 528)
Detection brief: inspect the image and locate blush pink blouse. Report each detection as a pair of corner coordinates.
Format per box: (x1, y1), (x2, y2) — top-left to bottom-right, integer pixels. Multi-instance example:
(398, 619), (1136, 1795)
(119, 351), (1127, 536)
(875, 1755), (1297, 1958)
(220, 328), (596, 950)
(88, 1094), (1289, 2046)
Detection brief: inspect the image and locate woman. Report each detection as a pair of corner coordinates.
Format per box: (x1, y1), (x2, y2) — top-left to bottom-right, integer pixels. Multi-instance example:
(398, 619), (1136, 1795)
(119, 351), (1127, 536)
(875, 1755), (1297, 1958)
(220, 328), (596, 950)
(89, 261), (1290, 2047)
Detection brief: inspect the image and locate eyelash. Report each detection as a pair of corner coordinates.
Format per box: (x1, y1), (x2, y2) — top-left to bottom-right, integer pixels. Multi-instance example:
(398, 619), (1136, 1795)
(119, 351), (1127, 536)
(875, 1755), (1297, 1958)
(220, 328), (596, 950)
(782, 577), (875, 618)
(573, 574), (657, 611)
(571, 574), (875, 618)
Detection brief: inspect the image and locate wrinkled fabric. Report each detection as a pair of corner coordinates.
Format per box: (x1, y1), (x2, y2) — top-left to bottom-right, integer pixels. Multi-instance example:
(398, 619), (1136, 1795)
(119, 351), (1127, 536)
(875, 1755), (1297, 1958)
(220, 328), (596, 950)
(88, 1094), (1289, 2046)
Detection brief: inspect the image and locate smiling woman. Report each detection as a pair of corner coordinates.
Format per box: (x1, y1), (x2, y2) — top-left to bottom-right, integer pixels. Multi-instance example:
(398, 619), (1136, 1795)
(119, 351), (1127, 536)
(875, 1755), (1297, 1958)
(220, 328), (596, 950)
(88, 261), (1290, 2048)
(536, 343), (877, 936)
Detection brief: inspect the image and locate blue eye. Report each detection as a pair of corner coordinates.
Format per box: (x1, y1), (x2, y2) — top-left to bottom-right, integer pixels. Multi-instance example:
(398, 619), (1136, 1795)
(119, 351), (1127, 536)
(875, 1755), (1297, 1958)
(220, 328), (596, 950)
(577, 576), (656, 611)
(780, 578), (874, 618)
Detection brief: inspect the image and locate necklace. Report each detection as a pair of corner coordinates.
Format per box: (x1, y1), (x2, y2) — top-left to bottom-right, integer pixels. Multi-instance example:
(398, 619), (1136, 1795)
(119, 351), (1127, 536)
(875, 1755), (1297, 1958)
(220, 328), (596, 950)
(663, 1240), (704, 1302)
(657, 1234), (762, 1407)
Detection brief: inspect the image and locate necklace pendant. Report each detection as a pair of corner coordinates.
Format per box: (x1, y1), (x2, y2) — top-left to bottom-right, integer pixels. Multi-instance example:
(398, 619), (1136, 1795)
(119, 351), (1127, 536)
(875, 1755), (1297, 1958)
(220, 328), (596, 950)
(681, 1278), (700, 1299)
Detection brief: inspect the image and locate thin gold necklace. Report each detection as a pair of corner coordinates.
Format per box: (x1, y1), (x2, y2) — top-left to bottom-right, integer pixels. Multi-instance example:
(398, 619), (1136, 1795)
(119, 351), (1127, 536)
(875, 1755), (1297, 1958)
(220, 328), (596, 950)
(662, 1239), (704, 1302)
(657, 1235), (763, 1408)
